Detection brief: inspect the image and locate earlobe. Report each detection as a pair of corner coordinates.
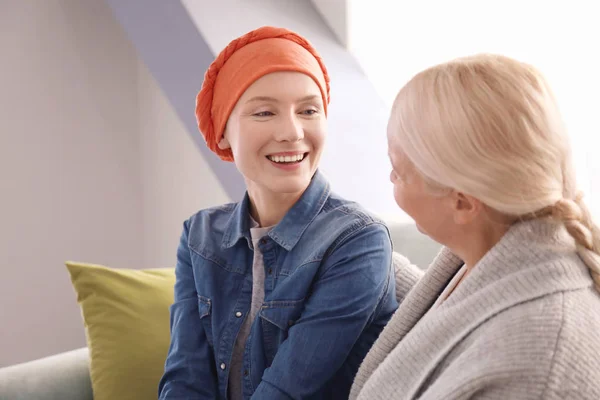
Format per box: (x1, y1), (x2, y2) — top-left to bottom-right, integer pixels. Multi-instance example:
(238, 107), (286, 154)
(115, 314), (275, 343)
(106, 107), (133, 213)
(217, 136), (231, 150)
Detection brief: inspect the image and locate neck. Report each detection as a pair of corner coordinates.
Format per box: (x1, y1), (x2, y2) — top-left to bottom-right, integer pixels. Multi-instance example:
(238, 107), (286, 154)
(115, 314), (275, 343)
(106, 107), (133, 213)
(247, 187), (304, 227)
(451, 220), (512, 275)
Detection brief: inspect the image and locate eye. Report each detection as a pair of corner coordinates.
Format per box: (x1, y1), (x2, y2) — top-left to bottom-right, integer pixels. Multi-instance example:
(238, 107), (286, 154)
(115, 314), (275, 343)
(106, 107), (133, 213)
(253, 111), (274, 117)
(300, 109), (318, 116)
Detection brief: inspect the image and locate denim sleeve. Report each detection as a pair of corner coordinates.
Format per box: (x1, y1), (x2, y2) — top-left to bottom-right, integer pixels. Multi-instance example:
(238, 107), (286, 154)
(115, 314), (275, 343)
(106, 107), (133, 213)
(251, 222), (393, 399)
(158, 220), (218, 399)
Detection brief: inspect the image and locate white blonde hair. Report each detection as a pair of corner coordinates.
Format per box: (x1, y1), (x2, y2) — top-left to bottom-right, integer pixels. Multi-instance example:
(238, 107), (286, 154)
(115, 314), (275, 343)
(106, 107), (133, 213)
(390, 53), (600, 290)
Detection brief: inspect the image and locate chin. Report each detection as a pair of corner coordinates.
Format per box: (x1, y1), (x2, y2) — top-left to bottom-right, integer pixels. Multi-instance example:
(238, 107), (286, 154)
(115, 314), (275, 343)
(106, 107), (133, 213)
(415, 224), (431, 238)
(270, 175), (311, 194)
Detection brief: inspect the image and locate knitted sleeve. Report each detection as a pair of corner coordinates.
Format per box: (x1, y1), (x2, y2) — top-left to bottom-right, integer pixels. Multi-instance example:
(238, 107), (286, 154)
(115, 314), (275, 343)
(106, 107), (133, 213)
(392, 252), (424, 304)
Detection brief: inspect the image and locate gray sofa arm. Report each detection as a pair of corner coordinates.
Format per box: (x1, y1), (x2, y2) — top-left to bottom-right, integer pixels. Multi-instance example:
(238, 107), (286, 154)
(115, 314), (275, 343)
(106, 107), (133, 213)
(386, 221), (441, 269)
(0, 347), (93, 400)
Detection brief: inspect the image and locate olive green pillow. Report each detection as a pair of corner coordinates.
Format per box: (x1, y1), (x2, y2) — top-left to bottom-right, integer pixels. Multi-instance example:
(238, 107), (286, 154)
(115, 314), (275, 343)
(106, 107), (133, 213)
(66, 261), (175, 400)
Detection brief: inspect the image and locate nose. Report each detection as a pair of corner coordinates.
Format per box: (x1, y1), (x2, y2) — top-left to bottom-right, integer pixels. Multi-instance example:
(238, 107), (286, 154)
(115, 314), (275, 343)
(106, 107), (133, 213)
(275, 112), (304, 142)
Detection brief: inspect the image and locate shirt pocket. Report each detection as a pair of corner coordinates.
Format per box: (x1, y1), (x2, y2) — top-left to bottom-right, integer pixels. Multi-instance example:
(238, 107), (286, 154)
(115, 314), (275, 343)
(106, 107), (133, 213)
(259, 299), (304, 366)
(197, 295), (214, 348)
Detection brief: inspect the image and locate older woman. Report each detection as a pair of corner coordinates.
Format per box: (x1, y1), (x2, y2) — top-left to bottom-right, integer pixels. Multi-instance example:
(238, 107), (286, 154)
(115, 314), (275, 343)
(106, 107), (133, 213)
(351, 54), (600, 399)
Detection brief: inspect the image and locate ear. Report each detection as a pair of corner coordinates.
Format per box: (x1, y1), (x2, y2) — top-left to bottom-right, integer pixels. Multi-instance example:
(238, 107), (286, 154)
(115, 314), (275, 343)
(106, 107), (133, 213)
(449, 191), (483, 225)
(217, 136), (231, 150)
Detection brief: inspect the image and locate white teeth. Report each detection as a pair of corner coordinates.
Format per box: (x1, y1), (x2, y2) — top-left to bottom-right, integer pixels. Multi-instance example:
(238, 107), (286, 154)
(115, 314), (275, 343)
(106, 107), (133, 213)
(268, 154), (305, 163)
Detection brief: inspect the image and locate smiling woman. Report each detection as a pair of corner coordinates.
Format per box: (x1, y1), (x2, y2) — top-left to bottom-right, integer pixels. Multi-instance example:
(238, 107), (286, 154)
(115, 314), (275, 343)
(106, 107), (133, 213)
(218, 71), (326, 218)
(157, 26), (406, 400)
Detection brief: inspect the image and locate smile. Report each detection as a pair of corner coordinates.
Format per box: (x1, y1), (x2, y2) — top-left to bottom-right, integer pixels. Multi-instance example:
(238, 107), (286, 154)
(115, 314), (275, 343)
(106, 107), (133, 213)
(266, 153), (307, 164)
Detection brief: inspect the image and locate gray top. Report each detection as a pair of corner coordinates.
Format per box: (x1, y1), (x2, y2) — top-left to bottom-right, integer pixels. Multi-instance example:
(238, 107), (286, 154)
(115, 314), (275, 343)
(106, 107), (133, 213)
(228, 222), (272, 400)
(351, 218), (600, 400)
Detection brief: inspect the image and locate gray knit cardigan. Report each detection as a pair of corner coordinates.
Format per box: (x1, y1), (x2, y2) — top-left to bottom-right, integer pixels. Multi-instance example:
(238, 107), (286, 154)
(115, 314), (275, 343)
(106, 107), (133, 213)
(351, 219), (600, 400)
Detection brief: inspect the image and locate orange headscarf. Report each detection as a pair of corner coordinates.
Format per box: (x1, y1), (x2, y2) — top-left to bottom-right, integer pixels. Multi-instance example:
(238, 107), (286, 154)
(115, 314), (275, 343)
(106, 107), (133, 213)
(195, 26), (331, 162)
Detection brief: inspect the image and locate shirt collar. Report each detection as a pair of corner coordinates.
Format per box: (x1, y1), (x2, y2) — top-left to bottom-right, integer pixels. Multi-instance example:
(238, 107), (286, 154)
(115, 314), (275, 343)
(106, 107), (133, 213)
(221, 170), (330, 251)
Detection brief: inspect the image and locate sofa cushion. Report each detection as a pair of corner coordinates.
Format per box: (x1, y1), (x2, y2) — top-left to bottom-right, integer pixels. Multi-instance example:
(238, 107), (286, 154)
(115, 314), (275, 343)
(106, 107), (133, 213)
(66, 262), (174, 400)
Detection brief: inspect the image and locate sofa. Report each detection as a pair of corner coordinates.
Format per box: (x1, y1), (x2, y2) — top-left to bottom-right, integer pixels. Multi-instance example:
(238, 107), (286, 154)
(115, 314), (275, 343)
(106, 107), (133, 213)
(0, 222), (441, 400)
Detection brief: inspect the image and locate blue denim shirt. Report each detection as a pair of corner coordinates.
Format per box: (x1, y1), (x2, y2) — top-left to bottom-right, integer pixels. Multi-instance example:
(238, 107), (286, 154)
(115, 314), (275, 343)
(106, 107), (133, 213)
(158, 171), (398, 399)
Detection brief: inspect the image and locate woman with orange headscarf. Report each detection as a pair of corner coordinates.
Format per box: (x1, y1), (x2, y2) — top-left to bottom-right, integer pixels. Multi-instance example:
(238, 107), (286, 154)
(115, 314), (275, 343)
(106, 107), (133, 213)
(158, 26), (406, 399)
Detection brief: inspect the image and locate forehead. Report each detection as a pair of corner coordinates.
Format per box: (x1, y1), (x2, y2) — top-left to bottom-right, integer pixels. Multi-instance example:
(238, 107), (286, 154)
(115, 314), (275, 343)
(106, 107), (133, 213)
(387, 135), (415, 175)
(386, 123), (403, 158)
(240, 71), (322, 101)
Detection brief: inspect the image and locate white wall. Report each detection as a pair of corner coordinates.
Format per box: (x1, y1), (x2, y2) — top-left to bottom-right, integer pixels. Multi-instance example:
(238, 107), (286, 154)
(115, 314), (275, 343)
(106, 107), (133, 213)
(138, 59), (229, 269)
(0, 0), (144, 366)
(0, 0), (229, 366)
(348, 0), (600, 221)
(310, 0), (349, 48)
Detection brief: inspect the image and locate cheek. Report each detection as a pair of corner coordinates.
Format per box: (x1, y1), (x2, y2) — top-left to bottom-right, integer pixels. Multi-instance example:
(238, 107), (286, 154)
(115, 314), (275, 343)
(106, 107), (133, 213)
(392, 181), (431, 220)
(307, 120), (327, 147)
(230, 139), (259, 175)
(392, 183), (410, 210)
(232, 130), (261, 159)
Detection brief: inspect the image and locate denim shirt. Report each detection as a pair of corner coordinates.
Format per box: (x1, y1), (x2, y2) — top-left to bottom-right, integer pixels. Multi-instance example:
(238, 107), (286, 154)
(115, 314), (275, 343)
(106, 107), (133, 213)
(158, 171), (398, 399)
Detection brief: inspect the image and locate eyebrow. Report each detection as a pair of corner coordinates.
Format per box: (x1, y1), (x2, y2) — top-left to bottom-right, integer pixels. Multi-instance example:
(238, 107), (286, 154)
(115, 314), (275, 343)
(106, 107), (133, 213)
(245, 95), (320, 104)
